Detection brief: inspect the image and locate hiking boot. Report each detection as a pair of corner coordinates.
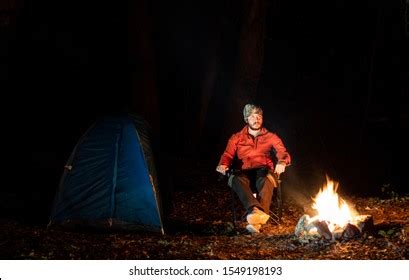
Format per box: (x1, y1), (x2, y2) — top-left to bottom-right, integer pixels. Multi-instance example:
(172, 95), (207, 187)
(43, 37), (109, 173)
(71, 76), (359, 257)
(246, 224), (261, 233)
(246, 207), (270, 225)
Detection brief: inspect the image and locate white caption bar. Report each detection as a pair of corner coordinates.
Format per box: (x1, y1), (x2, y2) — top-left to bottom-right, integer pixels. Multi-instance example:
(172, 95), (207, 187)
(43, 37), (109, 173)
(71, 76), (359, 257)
(0, 260), (407, 280)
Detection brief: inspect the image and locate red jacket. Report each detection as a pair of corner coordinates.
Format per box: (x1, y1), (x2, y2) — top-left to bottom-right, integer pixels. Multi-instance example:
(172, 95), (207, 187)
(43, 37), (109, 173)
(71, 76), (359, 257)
(218, 126), (291, 170)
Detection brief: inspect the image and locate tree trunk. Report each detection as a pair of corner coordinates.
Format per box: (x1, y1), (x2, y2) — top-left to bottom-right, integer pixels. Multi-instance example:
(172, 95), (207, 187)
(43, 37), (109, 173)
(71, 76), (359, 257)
(222, 0), (267, 140)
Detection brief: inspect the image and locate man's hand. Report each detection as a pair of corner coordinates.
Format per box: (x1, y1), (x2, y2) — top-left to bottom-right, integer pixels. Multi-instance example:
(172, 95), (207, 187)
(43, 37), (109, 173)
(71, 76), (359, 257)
(274, 163), (286, 175)
(216, 165), (229, 175)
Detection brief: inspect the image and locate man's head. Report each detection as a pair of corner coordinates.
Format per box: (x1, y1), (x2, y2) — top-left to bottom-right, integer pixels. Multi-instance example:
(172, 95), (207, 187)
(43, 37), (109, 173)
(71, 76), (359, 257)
(243, 104), (263, 131)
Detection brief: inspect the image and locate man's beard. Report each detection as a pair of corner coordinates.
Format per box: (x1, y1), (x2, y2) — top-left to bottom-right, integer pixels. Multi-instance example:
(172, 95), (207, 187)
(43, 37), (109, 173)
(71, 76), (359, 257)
(249, 122), (262, 130)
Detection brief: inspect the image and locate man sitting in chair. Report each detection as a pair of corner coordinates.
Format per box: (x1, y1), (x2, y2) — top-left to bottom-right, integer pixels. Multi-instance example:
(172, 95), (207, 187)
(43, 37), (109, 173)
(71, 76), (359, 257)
(216, 104), (291, 233)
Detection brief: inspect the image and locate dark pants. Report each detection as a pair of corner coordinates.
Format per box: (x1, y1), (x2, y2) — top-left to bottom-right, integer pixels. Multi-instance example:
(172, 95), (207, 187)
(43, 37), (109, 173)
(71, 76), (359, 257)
(230, 168), (276, 214)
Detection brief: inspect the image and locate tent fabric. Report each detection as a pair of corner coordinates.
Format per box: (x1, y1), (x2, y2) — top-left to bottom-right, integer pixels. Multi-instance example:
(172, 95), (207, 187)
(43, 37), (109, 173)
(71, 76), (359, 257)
(49, 115), (164, 233)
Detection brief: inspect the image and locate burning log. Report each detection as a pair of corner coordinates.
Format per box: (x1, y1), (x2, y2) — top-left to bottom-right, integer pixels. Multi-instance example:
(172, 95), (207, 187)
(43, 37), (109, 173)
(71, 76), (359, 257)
(312, 220), (332, 240)
(295, 215), (332, 240)
(294, 216), (372, 241)
(354, 215), (374, 233)
(332, 226), (344, 240)
(341, 223), (361, 239)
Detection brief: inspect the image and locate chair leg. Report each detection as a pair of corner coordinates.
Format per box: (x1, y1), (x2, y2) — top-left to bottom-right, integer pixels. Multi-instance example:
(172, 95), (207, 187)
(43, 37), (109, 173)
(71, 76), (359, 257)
(269, 181), (282, 225)
(276, 180), (282, 221)
(230, 187), (237, 228)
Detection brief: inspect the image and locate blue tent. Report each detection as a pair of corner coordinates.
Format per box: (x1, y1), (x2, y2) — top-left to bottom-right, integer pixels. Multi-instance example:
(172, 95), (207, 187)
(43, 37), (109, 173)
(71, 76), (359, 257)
(49, 115), (164, 234)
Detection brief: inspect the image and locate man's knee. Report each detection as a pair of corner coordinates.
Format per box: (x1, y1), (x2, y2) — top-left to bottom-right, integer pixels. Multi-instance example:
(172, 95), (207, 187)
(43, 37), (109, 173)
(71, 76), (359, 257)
(257, 176), (275, 192)
(231, 175), (243, 188)
(266, 173), (278, 188)
(231, 174), (249, 190)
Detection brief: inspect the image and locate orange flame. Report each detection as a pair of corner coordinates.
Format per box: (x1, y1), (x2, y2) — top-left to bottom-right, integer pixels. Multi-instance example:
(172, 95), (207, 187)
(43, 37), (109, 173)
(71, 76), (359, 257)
(311, 177), (355, 232)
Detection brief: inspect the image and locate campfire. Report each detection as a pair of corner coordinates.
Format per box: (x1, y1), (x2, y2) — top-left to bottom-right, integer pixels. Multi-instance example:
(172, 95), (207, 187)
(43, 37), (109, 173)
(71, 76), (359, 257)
(295, 177), (374, 241)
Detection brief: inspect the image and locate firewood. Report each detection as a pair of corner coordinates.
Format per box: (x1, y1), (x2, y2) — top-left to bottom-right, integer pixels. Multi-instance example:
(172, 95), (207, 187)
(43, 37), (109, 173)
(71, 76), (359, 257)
(295, 214), (310, 237)
(354, 215), (374, 233)
(342, 223), (361, 240)
(332, 227), (344, 240)
(313, 220), (332, 240)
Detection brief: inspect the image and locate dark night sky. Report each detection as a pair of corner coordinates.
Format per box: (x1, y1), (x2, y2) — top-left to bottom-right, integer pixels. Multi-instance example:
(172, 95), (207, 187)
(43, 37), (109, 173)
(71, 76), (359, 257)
(1, 0), (408, 222)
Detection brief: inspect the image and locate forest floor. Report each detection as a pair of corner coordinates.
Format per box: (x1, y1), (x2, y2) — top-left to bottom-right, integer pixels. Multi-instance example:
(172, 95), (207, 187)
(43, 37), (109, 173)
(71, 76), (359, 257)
(0, 161), (408, 260)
